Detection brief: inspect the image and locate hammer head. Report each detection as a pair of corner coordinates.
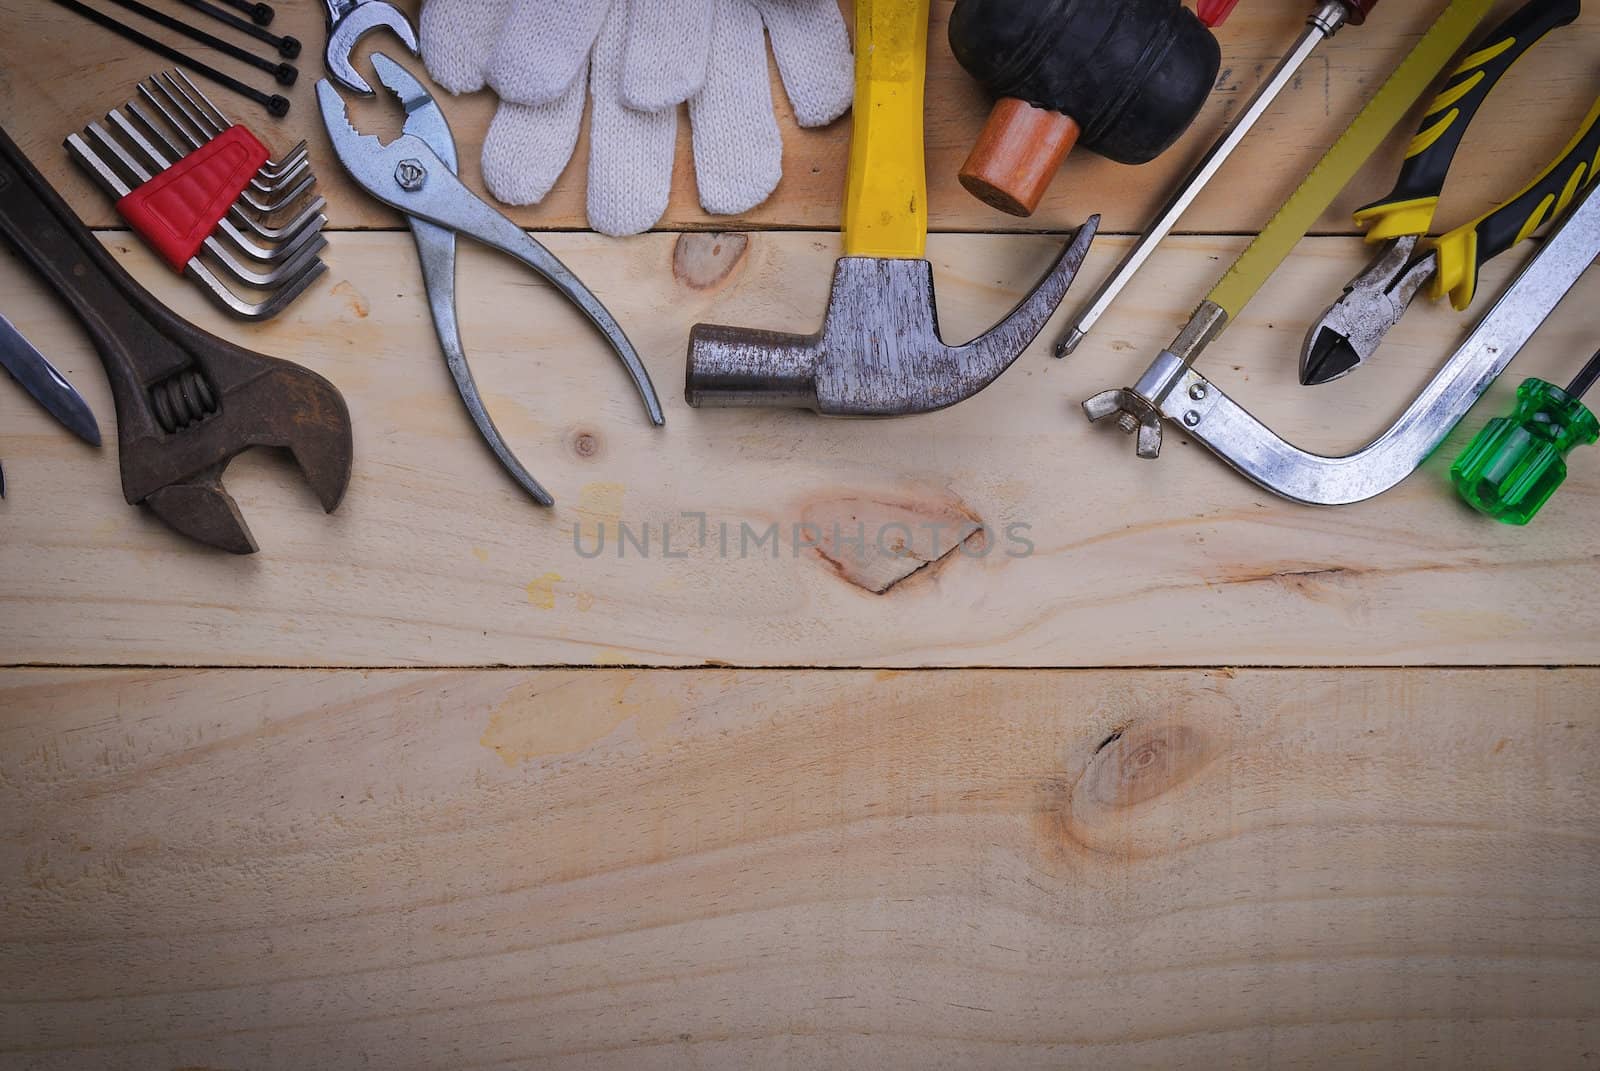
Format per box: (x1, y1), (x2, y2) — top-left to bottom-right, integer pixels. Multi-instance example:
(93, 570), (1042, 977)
(686, 218), (1097, 416)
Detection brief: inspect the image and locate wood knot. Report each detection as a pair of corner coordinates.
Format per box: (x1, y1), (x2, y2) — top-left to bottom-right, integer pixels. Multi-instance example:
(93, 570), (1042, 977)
(673, 233), (748, 290)
(1081, 722), (1215, 809)
(798, 491), (987, 595)
(1032, 699), (1235, 866)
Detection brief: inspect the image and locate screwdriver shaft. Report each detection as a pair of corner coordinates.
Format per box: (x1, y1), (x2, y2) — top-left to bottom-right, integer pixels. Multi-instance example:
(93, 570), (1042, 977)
(1567, 348), (1600, 399)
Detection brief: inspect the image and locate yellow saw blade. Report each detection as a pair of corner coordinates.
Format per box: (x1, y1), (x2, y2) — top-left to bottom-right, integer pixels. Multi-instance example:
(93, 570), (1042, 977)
(1205, 0), (1494, 322)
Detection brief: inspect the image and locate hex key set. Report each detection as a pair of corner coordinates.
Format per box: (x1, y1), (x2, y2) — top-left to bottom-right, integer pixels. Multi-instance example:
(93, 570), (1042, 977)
(65, 72), (327, 320)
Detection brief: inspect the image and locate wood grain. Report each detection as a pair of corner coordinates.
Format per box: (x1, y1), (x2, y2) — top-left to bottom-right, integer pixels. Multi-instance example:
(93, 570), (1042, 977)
(3, 231), (1598, 668)
(1, 666), (1595, 1069)
(2, 3), (1598, 1060)
(0, 1), (1593, 234)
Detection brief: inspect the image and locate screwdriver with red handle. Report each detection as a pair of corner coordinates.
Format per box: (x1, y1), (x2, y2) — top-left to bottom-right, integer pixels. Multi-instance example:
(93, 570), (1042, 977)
(1197, 0), (1242, 26)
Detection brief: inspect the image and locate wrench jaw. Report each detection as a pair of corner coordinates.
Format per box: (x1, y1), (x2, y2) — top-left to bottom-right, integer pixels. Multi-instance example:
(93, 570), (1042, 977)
(145, 469), (259, 555)
(127, 358), (354, 554)
(271, 365), (356, 516)
(326, 5), (419, 96)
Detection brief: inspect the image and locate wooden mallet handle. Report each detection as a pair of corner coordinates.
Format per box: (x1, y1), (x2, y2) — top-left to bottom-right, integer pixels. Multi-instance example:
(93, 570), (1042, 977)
(959, 97), (1081, 217)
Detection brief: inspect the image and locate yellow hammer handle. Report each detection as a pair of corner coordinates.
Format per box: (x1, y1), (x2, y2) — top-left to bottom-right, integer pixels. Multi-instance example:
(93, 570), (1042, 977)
(842, 0), (930, 259)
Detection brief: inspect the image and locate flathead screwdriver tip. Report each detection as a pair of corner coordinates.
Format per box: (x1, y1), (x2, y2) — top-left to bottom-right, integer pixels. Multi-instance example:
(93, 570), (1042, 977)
(1056, 327), (1086, 359)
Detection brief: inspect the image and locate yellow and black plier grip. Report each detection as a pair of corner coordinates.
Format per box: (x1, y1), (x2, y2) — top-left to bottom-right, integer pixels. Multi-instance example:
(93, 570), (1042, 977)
(1354, 0), (1583, 248)
(1430, 95), (1600, 309)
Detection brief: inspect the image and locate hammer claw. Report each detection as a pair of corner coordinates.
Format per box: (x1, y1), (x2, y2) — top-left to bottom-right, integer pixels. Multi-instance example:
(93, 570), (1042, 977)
(959, 215), (1099, 369)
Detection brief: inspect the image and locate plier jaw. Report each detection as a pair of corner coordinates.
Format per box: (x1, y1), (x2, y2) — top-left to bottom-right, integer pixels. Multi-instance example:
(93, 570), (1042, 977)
(1301, 234), (1435, 386)
(1301, 0), (1598, 387)
(315, 53), (457, 213)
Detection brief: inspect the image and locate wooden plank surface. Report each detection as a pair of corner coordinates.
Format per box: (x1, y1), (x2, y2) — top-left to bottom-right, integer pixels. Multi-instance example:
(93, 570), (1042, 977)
(1, 1), (1594, 235)
(3, 229), (1598, 667)
(3, 2), (1600, 1064)
(3, 667), (1597, 1068)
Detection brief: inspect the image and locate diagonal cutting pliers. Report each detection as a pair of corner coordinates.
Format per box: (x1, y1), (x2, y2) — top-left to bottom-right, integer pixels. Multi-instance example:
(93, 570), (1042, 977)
(1302, 0), (1600, 386)
(317, 53), (664, 507)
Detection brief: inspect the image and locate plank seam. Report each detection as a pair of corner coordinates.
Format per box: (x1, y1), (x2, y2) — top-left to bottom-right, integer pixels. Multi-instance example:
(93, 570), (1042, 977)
(0, 663), (1591, 672)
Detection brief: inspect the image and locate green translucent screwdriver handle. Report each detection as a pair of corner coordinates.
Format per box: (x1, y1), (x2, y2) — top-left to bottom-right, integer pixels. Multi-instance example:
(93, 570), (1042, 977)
(1452, 368), (1600, 525)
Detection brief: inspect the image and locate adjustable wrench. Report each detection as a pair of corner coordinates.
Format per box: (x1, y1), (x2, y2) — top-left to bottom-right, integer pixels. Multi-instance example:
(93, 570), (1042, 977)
(0, 123), (352, 553)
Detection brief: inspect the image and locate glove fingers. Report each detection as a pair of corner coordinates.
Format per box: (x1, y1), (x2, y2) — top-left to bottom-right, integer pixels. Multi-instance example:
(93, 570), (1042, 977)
(620, 0), (714, 112)
(420, 0), (512, 94)
(481, 81), (588, 206)
(748, 0), (854, 128)
(488, 0), (612, 106)
(689, 0), (781, 216)
(588, 0), (678, 235)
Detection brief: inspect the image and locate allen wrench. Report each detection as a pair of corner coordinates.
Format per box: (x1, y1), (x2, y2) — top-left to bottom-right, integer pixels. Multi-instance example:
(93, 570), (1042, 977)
(66, 133), (325, 321)
(97, 112), (325, 266)
(124, 98), (326, 242)
(145, 76), (310, 194)
(79, 121), (324, 285)
(162, 72), (308, 177)
(133, 84), (314, 215)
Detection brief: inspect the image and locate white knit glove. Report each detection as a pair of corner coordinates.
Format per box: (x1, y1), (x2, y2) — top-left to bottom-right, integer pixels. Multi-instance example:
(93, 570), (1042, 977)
(419, 0), (854, 236)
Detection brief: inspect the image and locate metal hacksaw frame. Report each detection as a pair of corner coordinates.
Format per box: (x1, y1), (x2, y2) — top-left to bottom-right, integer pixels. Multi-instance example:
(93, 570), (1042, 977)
(1101, 183), (1600, 506)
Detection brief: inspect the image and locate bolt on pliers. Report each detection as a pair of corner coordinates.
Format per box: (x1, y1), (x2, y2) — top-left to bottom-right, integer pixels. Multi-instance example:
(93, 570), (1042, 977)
(317, 53), (664, 506)
(1302, 0), (1600, 386)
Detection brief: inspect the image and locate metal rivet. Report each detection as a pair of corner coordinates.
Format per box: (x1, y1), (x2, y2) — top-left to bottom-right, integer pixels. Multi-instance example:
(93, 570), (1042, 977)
(1188, 383), (1207, 400)
(395, 159), (427, 191)
(1183, 411), (1201, 427)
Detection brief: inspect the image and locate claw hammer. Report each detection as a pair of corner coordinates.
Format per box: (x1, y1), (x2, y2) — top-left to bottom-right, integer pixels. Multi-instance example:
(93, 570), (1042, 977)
(685, 0), (1098, 417)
